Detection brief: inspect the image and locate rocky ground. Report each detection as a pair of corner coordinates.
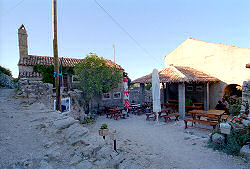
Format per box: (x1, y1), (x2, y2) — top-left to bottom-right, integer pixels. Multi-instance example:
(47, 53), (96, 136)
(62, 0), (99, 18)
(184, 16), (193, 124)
(0, 89), (120, 169)
(0, 89), (249, 169)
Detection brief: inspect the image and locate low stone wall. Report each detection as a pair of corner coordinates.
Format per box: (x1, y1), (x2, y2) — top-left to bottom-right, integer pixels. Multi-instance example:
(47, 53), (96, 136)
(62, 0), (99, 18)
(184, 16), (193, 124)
(17, 78), (87, 122)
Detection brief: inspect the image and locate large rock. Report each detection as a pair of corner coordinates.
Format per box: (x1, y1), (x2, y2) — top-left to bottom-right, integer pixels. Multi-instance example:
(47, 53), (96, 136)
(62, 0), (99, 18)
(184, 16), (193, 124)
(240, 144), (250, 159)
(62, 123), (88, 145)
(53, 116), (77, 130)
(212, 133), (225, 146)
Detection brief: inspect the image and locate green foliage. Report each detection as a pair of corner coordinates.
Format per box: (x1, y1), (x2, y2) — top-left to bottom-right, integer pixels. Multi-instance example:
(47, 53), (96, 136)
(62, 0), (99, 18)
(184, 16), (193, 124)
(209, 127), (250, 156)
(12, 78), (20, 83)
(33, 64), (74, 84)
(33, 65), (54, 84)
(85, 118), (93, 124)
(229, 104), (241, 116)
(0, 65), (12, 77)
(100, 123), (108, 129)
(145, 83), (152, 90)
(75, 53), (122, 102)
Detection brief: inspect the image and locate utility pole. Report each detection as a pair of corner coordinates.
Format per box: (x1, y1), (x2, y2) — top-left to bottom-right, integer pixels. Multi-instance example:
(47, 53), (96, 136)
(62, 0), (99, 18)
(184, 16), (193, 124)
(52, 0), (61, 111)
(112, 44), (115, 63)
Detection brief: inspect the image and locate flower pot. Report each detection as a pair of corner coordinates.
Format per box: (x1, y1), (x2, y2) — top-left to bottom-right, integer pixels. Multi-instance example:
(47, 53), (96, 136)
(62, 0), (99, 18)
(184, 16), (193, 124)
(98, 129), (109, 136)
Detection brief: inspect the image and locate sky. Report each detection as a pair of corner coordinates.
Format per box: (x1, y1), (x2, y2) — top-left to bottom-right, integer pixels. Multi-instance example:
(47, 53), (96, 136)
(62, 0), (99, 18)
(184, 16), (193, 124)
(0, 0), (250, 79)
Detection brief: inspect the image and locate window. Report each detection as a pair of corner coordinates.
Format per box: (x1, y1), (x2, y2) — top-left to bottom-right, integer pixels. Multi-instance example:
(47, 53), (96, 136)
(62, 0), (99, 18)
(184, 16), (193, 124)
(196, 86), (203, 92)
(102, 93), (111, 100)
(113, 92), (121, 99)
(186, 86), (193, 92)
(72, 75), (80, 83)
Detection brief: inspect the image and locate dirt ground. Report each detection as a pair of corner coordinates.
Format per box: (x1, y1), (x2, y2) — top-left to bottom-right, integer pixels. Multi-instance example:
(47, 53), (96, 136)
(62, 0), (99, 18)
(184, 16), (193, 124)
(0, 89), (249, 169)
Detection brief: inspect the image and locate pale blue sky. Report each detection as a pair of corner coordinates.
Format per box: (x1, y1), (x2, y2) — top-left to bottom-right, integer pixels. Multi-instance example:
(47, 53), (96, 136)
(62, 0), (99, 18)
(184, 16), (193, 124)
(0, 0), (250, 79)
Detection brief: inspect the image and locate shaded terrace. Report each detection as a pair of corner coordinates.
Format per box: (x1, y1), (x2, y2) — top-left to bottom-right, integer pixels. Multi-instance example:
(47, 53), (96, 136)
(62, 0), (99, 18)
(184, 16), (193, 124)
(132, 65), (219, 119)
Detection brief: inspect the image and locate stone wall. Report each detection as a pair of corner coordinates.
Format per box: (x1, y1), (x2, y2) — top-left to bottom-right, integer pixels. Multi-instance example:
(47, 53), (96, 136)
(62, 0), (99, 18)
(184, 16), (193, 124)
(17, 78), (87, 122)
(90, 82), (124, 110)
(17, 78), (126, 121)
(130, 87), (152, 104)
(242, 81), (250, 112)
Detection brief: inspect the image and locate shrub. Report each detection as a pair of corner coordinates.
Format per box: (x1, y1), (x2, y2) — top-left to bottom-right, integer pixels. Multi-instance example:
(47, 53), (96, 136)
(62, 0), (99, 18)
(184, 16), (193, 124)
(229, 103), (241, 116)
(208, 127), (250, 155)
(100, 123), (108, 129)
(0, 66), (12, 77)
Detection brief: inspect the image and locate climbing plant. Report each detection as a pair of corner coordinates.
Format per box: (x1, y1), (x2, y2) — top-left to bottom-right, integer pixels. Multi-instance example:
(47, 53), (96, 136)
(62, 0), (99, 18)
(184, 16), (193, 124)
(33, 64), (74, 85)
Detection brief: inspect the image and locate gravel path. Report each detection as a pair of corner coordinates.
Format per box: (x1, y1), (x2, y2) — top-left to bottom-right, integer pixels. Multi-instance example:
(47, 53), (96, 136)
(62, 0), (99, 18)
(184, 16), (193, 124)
(92, 112), (250, 169)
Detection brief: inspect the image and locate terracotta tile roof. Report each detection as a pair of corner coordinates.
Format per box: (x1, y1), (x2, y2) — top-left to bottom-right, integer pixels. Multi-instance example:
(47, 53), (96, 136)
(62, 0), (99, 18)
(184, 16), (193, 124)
(132, 66), (219, 83)
(18, 55), (123, 70)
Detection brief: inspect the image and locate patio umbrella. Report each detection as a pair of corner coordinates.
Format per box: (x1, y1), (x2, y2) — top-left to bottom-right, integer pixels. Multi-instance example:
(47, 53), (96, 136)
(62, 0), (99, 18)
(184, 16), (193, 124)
(123, 77), (130, 114)
(152, 69), (161, 121)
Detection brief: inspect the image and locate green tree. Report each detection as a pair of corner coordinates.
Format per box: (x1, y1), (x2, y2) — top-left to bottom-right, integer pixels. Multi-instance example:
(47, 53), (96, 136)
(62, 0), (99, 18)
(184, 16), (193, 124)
(75, 53), (122, 111)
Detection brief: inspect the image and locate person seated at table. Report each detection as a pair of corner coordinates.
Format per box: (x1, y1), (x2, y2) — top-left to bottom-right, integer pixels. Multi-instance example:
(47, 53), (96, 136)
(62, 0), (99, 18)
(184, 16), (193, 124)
(215, 100), (226, 110)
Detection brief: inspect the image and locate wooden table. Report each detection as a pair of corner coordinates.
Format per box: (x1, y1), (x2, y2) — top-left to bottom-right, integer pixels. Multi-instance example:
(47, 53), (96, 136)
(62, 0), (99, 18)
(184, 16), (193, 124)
(184, 109), (225, 130)
(164, 103), (178, 112)
(109, 108), (126, 120)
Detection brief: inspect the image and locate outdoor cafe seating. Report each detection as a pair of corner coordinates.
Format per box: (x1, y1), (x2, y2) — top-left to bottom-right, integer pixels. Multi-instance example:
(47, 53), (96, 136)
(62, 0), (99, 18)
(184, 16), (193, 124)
(184, 109), (226, 130)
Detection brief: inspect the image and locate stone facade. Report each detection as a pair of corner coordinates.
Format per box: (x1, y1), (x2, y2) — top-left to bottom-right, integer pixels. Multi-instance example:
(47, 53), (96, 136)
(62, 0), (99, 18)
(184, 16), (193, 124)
(90, 82), (124, 110)
(130, 87), (152, 104)
(242, 81), (250, 112)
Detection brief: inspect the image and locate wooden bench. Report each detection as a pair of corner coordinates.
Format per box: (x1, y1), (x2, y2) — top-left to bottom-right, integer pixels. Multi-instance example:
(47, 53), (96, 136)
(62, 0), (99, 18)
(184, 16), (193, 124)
(146, 112), (156, 121)
(113, 112), (126, 120)
(184, 118), (218, 130)
(161, 113), (179, 123)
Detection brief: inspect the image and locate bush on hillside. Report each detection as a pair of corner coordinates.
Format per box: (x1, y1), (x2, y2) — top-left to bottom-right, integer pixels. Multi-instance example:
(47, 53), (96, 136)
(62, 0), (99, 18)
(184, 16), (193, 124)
(0, 66), (12, 77)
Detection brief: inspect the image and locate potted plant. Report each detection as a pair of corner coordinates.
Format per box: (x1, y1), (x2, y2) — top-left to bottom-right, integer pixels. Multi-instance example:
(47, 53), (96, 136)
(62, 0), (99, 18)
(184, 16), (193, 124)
(98, 123), (109, 137)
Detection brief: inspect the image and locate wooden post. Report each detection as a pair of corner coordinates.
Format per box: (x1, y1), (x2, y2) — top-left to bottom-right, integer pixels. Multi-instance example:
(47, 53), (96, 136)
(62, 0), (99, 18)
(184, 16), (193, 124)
(52, 0), (61, 111)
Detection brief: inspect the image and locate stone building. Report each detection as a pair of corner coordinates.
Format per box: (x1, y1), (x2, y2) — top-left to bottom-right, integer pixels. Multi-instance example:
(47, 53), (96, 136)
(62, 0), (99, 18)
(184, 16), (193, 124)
(17, 24), (125, 108)
(165, 38), (250, 107)
(133, 38), (250, 118)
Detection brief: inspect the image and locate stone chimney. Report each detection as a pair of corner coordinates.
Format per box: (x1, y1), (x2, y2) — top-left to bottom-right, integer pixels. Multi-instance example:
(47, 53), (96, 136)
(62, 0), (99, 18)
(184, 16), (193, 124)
(18, 24), (28, 59)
